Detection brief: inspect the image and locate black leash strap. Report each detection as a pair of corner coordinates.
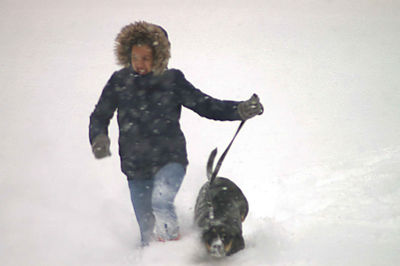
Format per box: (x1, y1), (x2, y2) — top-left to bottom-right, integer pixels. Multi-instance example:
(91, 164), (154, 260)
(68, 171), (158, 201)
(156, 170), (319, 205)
(209, 120), (246, 184)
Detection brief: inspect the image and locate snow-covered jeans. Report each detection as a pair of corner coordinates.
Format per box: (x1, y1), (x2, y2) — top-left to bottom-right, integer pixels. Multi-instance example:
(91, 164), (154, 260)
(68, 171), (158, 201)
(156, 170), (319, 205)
(128, 162), (186, 246)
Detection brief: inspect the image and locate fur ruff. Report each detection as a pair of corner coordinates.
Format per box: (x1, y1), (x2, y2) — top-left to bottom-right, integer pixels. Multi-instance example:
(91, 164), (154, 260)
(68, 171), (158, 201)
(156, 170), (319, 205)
(114, 21), (171, 76)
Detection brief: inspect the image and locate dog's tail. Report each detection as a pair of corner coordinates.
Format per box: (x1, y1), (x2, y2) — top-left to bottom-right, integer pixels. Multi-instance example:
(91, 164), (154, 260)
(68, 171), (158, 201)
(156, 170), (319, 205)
(207, 148), (218, 181)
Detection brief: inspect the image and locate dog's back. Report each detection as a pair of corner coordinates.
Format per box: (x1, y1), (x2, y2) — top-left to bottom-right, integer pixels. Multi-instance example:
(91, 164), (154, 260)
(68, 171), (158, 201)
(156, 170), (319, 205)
(195, 177), (248, 228)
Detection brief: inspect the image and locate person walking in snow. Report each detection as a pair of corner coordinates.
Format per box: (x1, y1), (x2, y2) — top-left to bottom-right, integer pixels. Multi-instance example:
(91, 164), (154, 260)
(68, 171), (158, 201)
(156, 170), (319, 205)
(89, 21), (263, 246)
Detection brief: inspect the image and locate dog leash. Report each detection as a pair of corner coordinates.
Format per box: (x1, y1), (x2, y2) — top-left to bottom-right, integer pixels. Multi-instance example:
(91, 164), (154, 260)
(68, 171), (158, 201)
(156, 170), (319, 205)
(209, 93), (263, 184)
(209, 120), (246, 185)
(205, 94), (263, 220)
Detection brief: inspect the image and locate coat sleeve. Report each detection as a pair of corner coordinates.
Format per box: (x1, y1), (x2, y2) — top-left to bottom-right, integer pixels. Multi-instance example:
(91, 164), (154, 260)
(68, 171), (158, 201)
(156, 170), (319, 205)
(173, 70), (243, 121)
(89, 72), (118, 144)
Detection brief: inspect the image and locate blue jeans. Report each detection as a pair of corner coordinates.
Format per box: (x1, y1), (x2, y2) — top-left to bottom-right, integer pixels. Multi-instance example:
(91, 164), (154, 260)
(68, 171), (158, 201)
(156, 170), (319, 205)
(128, 163), (186, 245)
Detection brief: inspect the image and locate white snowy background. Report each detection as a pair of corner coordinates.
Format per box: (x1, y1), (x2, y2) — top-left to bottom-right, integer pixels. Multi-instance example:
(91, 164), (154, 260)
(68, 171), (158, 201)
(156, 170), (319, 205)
(1, 0), (399, 265)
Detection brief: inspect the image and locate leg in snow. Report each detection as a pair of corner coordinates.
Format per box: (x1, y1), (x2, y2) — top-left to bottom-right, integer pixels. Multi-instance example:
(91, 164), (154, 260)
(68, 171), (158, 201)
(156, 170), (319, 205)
(128, 179), (155, 246)
(152, 163), (186, 241)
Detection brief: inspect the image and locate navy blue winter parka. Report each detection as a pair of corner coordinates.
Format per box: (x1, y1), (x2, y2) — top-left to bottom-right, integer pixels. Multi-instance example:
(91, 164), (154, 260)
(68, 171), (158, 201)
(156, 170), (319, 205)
(89, 66), (243, 180)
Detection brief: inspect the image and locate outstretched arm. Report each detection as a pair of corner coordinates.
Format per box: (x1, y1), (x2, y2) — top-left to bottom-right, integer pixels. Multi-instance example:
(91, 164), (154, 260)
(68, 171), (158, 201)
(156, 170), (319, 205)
(173, 70), (263, 121)
(173, 70), (242, 121)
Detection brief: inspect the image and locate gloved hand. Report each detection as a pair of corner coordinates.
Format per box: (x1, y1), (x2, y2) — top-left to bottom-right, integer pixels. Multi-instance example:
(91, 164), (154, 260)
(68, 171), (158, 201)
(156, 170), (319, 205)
(238, 94), (264, 120)
(92, 134), (111, 159)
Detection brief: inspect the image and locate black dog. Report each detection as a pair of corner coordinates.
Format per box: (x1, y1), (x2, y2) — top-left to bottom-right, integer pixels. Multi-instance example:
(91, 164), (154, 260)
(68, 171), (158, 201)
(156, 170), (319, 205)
(194, 149), (249, 257)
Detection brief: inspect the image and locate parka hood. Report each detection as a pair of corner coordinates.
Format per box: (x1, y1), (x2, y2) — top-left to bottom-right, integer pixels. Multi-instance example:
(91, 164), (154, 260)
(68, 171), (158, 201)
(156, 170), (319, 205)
(115, 21), (171, 76)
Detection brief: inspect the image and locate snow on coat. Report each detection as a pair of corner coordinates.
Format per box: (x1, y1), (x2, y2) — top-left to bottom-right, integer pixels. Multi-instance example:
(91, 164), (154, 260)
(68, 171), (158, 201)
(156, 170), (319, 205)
(89, 67), (242, 180)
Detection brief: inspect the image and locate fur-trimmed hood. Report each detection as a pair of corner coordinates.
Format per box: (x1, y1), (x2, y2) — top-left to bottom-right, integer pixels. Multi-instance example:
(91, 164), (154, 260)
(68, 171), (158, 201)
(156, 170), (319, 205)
(114, 21), (171, 76)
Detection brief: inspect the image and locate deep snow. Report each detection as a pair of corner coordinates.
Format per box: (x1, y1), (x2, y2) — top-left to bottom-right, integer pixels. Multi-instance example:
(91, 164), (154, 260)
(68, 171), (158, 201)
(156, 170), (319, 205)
(1, 1), (400, 265)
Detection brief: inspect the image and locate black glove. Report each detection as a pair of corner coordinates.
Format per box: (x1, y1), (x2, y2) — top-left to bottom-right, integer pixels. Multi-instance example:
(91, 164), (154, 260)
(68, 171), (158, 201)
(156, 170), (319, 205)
(238, 94), (264, 120)
(92, 134), (111, 159)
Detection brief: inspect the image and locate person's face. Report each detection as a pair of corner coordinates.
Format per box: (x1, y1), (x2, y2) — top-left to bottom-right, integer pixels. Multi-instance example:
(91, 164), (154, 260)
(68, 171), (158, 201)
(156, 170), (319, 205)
(131, 45), (153, 75)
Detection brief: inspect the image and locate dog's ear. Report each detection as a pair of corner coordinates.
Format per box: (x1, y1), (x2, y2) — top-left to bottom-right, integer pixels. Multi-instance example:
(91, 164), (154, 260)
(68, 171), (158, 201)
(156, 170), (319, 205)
(207, 148), (218, 180)
(226, 234), (245, 256)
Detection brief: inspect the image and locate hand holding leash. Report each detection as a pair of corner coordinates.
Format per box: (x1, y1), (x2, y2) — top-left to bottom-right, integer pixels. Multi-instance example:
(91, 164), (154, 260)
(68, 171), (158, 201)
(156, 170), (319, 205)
(238, 93), (264, 120)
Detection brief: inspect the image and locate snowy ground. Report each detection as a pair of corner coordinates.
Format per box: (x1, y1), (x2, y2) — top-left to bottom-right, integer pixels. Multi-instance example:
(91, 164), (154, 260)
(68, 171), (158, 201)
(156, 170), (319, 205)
(1, 1), (400, 265)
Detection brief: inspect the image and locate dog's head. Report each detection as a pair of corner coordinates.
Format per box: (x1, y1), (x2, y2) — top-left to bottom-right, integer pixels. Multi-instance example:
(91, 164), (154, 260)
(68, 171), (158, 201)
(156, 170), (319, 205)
(202, 224), (244, 257)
